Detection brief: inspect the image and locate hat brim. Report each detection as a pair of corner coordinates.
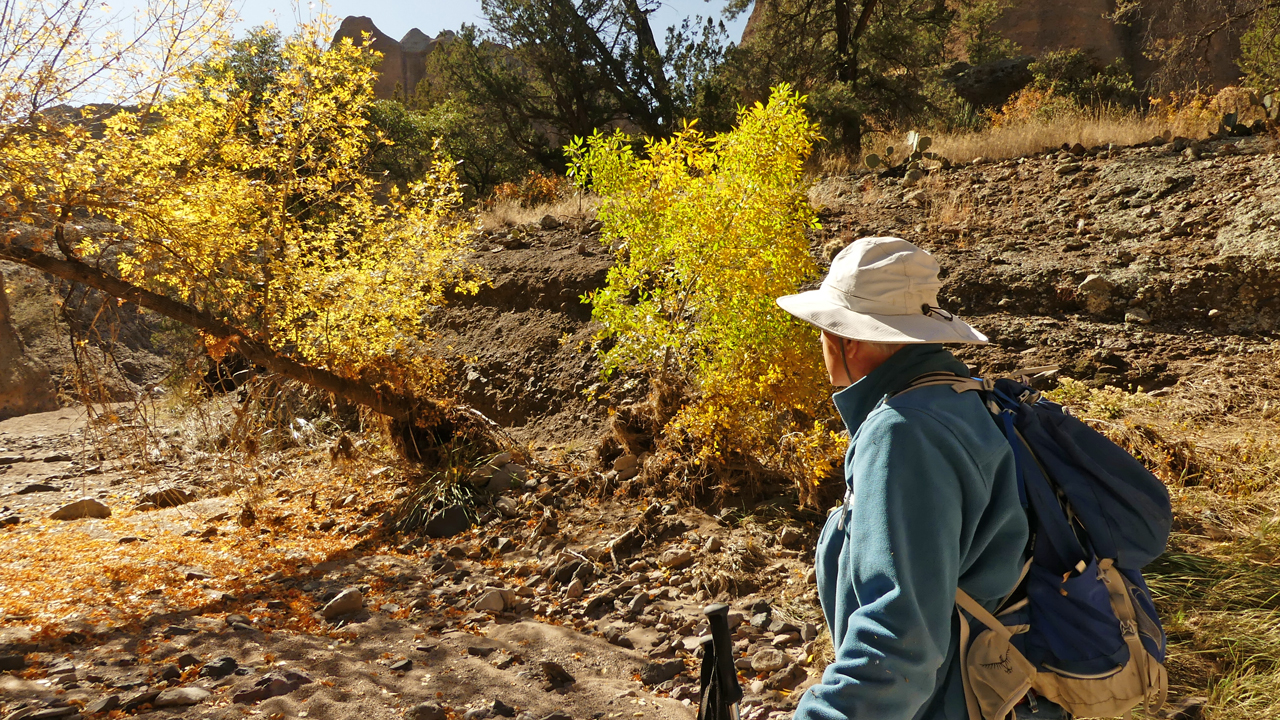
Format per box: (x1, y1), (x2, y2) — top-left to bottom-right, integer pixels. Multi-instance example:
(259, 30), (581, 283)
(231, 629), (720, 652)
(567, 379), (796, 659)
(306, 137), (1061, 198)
(776, 290), (988, 344)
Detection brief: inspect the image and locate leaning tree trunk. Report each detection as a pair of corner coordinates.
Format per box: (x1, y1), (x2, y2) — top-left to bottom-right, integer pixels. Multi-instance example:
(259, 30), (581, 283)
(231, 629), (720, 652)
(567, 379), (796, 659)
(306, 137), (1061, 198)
(833, 0), (880, 158)
(0, 241), (439, 425)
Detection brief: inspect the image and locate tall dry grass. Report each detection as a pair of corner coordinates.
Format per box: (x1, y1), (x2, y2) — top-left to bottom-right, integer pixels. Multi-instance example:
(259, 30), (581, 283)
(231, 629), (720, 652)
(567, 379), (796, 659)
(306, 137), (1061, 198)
(477, 191), (600, 229)
(930, 114), (1169, 163)
(868, 86), (1271, 166)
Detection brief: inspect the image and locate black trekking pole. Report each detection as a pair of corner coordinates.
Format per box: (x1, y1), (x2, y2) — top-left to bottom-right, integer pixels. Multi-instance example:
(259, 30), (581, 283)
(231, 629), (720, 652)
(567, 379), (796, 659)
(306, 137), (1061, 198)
(698, 603), (743, 720)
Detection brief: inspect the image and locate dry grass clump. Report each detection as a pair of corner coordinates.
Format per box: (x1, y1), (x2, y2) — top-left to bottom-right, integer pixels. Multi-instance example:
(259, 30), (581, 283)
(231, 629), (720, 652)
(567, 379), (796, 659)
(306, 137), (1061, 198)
(478, 191), (600, 229)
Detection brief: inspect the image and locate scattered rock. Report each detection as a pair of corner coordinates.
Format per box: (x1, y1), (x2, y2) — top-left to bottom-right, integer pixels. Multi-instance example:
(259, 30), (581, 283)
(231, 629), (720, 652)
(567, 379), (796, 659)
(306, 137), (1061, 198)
(626, 592), (648, 616)
(603, 624), (633, 648)
(122, 690), (162, 713)
(0, 454), (25, 465)
(424, 505), (471, 538)
(0, 653), (26, 671)
(751, 649), (788, 673)
(85, 695), (121, 714)
(539, 713), (572, 720)
(492, 699), (516, 717)
(1055, 162), (1083, 175)
(24, 707), (80, 719)
(658, 548), (693, 569)
(540, 214), (562, 230)
(322, 587), (364, 620)
(1077, 274), (1116, 315)
(232, 670), (312, 704)
(139, 487), (197, 508)
(49, 497), (110, 520)
(639, 659), (684, 685)
(1125, 308), (1152, 325)
(16, 482), (59, 494)
(200, 656), (238, 679)
(779, 527), (802, 547)
(474, 590), (506, 612)
(155, 686), (211, 707)
(391, 658), (413, 672)
(772, 632), (800, 647)
(540, 660), (575, 689)
(565, 578), (584, 599)
(408, 703), (448, 720)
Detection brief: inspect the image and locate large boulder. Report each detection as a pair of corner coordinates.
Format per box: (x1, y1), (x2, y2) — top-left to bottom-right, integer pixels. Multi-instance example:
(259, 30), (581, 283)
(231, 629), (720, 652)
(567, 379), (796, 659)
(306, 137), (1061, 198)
(0, 272), (58, 419)
(943, 56), (1034, 109)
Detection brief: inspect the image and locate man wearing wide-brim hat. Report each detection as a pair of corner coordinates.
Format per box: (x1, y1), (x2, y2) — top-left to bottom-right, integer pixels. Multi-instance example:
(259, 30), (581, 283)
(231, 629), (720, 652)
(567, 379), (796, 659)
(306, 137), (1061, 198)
(778, 237), (1043, 720)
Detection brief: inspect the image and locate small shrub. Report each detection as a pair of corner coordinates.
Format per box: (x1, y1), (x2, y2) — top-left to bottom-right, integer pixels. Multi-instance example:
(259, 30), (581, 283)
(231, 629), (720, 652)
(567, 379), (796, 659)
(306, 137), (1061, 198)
(568, 85), (838, 503)
(1027, 50), (1140, 110)
(1045, 377), (1151, 420)
(492, 171), (571, 207)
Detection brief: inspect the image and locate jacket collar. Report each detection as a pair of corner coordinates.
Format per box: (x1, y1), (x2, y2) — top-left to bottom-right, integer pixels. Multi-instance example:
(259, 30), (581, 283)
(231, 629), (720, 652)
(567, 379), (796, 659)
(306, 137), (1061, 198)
(831, 343), (971, 436)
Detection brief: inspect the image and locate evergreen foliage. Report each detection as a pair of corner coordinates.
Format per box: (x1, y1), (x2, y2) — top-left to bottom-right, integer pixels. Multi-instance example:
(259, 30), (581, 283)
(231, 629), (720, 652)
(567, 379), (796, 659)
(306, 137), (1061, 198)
(1240, 6), (1280, 93)
(1027, 50), (1140, 110)
(422, 0), (727, 174)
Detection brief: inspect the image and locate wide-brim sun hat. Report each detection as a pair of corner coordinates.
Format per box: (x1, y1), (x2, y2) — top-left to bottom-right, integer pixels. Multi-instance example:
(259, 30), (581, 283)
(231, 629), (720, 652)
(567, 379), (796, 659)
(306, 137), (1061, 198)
(776, 236), (987, 344)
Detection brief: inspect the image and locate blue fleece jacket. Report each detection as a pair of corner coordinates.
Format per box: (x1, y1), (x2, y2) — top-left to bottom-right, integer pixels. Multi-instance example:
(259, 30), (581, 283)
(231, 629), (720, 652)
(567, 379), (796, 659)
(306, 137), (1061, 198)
(794, 344), (1029, 720)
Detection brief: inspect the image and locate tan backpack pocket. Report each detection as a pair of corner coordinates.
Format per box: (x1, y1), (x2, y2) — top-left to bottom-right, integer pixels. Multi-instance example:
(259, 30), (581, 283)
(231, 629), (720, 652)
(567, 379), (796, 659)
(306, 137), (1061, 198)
(957, 591), (1037, 720)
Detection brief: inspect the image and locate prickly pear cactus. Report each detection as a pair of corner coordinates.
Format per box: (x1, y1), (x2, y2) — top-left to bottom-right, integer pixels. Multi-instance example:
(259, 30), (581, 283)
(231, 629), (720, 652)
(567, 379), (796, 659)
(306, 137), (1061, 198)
(864, 132), (946, 181)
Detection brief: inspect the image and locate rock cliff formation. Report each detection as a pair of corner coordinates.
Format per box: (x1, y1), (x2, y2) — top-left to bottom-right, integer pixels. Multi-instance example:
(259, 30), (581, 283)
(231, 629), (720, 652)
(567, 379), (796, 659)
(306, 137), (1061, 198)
(992, 0), (1246, 91)
(0, 272), (58, 419)
(332, 17), (454, 99)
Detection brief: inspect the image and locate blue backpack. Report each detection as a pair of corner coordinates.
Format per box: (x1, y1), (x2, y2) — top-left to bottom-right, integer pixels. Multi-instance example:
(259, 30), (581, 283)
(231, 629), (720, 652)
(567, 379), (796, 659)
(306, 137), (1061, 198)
(904, 374), (1171, 720)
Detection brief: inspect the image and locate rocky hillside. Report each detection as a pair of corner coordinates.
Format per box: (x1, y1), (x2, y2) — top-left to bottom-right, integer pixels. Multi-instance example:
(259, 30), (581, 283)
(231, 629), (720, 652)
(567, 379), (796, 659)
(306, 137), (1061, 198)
(1, 132), (1278, 720)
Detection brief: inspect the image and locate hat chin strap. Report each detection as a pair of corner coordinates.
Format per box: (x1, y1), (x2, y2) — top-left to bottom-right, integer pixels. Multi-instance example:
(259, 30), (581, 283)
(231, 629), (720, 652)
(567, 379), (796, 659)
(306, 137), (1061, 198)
(840, 339), (856, 387)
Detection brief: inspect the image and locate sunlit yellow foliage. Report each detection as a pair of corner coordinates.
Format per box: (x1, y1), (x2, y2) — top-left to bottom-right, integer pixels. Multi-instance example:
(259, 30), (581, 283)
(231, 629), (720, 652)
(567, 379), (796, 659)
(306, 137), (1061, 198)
(568, 85), (840, 496)
(1, 9), (479, 398)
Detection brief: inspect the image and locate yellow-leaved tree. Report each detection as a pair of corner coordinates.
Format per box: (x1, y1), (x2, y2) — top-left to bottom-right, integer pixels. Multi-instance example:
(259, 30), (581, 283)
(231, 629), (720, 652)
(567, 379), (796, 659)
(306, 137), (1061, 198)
(1, 2), (479, 429)
(568, 86), (843, 503)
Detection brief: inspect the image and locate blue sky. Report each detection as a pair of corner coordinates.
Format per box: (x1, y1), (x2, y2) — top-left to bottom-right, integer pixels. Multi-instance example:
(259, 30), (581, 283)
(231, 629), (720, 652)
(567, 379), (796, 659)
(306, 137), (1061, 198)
(235, 0), (751, 46)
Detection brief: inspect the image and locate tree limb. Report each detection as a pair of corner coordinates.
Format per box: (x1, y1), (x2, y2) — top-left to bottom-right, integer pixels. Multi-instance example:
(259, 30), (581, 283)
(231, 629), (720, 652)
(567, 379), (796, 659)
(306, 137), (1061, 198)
(0, 241), (432, 422)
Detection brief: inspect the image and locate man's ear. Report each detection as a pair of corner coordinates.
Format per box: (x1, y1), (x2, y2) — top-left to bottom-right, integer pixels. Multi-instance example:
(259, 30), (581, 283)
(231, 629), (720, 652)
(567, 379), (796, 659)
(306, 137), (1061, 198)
(841, 337), (863, 361)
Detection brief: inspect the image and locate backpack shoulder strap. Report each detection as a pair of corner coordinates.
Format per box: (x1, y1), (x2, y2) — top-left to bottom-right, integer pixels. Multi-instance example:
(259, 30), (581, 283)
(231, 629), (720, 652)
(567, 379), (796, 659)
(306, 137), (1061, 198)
(894, 372), (988, 397)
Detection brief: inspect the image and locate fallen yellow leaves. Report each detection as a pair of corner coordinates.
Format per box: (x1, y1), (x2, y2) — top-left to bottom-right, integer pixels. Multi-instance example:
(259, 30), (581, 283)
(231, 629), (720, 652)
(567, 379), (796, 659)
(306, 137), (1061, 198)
(0, 462), (407, 633)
